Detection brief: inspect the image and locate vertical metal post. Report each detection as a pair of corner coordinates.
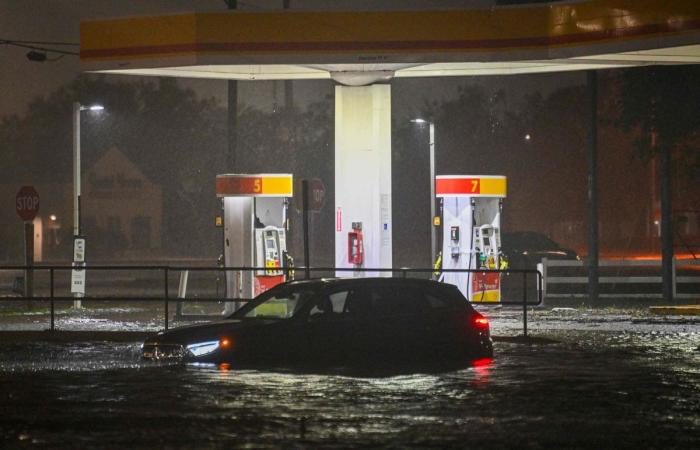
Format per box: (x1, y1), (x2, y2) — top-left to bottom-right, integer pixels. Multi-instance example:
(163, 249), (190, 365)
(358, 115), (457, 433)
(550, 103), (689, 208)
(283, 0), (293, 109)
(539, 258), (547, 303)
(429, 122), (437, 266)
(164, 267), (169, 330)
(523, 271), (528, 337)
(226, 0), (238, 172)
(586, 71), (599, 304)
(671, 258), (677, 299)
(660, 141), (674, 302)
(73, 102), (81, 238)
(72, 101), (83, 309)
(24, 221), (34, 306)
(302, 179), (311, 279)
(50, 268), (55, 331)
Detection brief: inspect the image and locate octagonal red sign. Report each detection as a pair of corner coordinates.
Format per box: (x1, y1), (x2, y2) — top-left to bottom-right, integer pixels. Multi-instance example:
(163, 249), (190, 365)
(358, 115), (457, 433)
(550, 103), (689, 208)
(16, 186), (40, 221)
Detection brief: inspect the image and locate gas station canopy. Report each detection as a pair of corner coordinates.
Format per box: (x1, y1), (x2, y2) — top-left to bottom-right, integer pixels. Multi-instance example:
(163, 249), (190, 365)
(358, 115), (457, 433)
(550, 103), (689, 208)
(81, 0), (700, 83)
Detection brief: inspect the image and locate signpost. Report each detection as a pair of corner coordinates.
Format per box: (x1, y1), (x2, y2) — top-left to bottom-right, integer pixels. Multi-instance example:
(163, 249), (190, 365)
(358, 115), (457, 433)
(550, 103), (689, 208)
(71, 237), (86, 299)
(16, 186), (39, 302)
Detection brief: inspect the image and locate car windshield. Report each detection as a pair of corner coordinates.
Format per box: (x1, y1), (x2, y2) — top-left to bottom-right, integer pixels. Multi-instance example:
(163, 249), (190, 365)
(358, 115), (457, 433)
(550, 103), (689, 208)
(229, 287), (316, 319)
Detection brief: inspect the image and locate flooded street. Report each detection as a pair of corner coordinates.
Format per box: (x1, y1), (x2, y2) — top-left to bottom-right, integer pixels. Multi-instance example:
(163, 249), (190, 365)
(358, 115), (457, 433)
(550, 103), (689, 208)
(1, 312), (698, 449)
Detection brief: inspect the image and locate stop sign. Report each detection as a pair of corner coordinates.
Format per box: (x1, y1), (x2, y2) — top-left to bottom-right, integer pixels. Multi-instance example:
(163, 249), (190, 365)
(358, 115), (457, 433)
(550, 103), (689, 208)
(16, 186), (40, 221)
(309, 178), (326, 211)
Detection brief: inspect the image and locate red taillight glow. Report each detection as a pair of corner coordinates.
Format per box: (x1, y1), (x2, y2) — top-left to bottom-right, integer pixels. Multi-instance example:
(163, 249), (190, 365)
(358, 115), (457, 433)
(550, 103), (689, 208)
(472, 357), (493, 367)
(220, 338), (232, 349)
(472, 314), (489, 329)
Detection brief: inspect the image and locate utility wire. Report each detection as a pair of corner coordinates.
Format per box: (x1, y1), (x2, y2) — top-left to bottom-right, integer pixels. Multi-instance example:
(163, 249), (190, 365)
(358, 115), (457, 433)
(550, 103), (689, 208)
(0, 38), (78, 46)
(0, 39), (79, 56)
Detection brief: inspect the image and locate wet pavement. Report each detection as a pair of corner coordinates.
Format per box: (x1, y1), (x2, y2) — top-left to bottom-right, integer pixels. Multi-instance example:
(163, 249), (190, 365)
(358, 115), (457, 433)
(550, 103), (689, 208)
(0, 305), (699, 448)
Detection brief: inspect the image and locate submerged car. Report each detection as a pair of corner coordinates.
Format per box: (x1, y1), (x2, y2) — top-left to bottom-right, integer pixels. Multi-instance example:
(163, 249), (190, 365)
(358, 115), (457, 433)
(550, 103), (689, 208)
(142, 278), (492, 367)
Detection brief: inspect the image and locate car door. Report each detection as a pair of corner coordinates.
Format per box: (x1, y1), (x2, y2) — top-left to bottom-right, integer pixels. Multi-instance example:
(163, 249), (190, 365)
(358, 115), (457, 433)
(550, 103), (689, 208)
(300, 288), (353, 365)
(419, 285), (467, 358)
(347, 283), (427, 361)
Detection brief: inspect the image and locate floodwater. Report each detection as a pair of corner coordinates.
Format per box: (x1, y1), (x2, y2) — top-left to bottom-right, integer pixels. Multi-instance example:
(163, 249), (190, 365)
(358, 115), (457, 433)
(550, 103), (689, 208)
(1, 318), (698, 449)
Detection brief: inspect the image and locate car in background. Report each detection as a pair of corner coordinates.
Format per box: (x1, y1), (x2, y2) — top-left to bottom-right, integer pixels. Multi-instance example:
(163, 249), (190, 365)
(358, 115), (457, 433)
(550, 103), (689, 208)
(501, 231), (579, 269)
(142, 278), (492, 367)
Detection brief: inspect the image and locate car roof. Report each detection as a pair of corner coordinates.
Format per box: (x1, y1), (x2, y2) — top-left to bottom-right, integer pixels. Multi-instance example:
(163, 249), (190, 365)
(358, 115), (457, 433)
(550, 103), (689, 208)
(281, 277), (453, 291)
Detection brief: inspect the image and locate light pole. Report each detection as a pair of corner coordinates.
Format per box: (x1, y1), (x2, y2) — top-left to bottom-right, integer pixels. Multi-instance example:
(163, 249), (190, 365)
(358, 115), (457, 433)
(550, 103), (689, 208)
(411, 118), (437, 266)
(72, 102), (103, 308)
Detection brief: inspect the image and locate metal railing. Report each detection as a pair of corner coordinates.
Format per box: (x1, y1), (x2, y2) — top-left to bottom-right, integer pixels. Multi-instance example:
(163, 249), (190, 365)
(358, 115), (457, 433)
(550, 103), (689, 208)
(540, 258), (700, 299)
(0, 265), (542, 336)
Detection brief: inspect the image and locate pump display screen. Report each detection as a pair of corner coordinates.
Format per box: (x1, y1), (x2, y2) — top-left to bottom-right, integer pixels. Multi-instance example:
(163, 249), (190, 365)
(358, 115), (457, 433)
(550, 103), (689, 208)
(267, 239), (276, 248)
(483, 236), (490, 246)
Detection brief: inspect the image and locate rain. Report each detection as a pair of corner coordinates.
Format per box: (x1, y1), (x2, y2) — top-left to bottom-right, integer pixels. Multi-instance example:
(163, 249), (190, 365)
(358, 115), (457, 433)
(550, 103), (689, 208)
(1, 1), (699, 448)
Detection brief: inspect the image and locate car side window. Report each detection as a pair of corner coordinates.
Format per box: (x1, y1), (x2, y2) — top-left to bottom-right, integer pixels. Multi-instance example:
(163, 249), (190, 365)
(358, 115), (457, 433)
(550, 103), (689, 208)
(243, 289), (314, 319)
(343, 288), (372, 317)
(308, 289), (350, 319)
(424, 292), (449, 309)
(423, 285), (466, 310)
(329, 290), (349, 312)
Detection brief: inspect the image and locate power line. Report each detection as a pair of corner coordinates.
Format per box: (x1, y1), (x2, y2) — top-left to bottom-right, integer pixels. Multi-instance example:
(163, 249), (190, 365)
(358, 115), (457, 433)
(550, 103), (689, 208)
(0, 39), (78, 56)
(0, 38), (78, 46)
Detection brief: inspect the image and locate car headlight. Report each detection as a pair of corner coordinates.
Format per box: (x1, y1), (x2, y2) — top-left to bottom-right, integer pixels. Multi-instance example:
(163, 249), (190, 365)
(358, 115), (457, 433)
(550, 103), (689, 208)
(186, 340), (220, 356)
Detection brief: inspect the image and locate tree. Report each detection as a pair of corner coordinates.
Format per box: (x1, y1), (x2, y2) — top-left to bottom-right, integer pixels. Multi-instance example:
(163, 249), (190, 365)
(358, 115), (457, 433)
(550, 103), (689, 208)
(616, 65), (700, 179)
(615, 65), (700, 300)
(0, 75), (227, 260)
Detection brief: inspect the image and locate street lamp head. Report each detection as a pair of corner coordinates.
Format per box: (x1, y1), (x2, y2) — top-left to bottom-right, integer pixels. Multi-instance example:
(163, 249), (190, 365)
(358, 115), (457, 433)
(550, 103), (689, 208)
(410, 118), (427, 124)
(79, 104), (105, 112)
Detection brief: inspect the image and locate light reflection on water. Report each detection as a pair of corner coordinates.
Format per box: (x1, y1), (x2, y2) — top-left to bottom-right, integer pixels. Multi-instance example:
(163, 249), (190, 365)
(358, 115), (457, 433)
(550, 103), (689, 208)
(0, 329), (698, 449)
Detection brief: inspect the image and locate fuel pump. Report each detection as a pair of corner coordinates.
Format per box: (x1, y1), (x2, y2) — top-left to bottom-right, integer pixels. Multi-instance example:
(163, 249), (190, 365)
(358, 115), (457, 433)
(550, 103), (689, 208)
(450, 226), (460, 259)
(436, 175), (507, 302)
(474, 225), (500, 270)
(254, 225), (287, 293)
(216, 174), (294, 312)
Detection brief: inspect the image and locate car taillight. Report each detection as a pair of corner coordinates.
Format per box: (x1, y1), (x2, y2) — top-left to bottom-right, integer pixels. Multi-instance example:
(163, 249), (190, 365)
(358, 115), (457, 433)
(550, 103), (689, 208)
(472, 313), (489, 329)
(220, 337), (232, 349)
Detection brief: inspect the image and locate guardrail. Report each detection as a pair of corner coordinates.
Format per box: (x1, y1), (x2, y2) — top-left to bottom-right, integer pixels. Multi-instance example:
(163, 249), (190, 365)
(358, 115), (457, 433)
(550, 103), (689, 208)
(0, 265), (541, 336)
(540, 258), (700, 299)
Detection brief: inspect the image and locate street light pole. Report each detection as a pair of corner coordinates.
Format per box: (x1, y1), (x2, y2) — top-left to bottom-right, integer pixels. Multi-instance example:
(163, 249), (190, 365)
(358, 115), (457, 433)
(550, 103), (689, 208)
(72, 102), (82, 309)
(72, 102), (104, 308)
(429, 121), (437, 266)
(72, 102), (81, 238)
(411, 118), (437, 266)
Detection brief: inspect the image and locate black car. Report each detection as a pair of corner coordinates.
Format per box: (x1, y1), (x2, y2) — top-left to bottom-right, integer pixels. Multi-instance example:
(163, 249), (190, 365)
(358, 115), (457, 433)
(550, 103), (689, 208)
(142, 278), (492, 367)
(502, 231), (579, 269)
